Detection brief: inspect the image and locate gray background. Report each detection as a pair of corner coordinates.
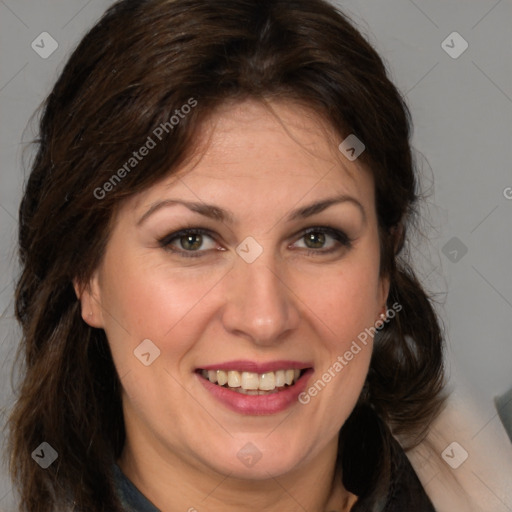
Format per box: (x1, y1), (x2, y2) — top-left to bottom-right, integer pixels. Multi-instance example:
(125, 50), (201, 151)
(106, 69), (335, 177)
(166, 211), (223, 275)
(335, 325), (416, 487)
(0, 0), (511, 510)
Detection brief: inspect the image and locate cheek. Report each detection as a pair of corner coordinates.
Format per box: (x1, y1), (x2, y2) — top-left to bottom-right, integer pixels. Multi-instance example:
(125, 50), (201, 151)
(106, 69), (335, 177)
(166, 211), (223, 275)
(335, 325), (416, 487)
(98, 252), (224, 362)
(301, 261), (382, 345)
(297, 263), (379, 415)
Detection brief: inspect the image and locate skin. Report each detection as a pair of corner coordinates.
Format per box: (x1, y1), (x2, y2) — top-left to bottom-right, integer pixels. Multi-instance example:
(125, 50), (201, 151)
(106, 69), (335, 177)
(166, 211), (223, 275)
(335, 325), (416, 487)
(76, 99), (389, 512)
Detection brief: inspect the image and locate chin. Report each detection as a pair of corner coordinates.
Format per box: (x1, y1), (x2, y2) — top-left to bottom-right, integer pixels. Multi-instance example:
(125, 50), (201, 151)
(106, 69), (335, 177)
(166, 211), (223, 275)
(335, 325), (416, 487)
(201, 438), (308, 480)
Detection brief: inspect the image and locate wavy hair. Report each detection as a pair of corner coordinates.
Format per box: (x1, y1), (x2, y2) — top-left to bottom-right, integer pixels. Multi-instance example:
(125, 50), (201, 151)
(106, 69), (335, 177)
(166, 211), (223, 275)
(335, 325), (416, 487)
(7, 0), (445, 510)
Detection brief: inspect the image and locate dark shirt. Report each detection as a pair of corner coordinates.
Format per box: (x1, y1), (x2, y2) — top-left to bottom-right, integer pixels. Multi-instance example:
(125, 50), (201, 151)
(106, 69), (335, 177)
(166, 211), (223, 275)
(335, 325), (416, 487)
(112, 463), (159, 512)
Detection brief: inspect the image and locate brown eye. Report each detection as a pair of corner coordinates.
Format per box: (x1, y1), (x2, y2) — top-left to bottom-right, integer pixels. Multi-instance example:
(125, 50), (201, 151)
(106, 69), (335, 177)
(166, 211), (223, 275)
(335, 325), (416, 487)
(292, 226), (353, 254)
(304, 231), (326, 249)
(179, 233), (203, 251)
(159, 228), (218, 258)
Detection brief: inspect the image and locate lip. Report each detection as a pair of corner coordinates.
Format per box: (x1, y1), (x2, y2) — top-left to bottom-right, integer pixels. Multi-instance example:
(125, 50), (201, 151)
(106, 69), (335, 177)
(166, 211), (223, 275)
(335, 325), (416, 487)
(196, 367), (314, 415)
(198, 360), (312, 373)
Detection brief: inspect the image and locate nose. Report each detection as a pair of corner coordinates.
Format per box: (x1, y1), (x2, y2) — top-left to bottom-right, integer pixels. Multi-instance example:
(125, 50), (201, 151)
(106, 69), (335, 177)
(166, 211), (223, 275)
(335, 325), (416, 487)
(220, 252), (301, 346)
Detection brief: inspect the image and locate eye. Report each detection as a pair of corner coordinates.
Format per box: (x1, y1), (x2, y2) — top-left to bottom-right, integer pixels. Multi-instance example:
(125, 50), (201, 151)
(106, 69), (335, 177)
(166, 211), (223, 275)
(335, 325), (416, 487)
(292, 226), (352, 254)
(159, 228), (219, 258)
(158, 225), (353, 259)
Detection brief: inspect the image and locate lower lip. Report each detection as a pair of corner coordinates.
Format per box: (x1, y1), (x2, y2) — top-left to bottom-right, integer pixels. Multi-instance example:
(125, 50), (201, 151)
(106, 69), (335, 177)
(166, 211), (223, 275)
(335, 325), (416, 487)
(196, 369), (314, 415)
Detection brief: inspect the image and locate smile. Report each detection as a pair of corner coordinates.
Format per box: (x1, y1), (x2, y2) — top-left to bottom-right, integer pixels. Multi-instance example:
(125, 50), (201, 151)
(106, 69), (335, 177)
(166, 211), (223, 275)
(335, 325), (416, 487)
(199, 368), (304, 394)
(195, 362), (313, 415)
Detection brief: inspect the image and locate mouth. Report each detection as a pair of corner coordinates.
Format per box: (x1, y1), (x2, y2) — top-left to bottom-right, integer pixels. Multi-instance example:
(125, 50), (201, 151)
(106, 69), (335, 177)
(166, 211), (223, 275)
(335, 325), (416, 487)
(194, 361), (314, 414)
(196, 368), (308, 395)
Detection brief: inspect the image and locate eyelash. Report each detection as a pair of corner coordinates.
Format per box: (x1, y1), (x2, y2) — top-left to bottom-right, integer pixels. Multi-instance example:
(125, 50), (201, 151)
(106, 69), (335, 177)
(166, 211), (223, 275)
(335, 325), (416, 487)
(158, 226), (353, 259)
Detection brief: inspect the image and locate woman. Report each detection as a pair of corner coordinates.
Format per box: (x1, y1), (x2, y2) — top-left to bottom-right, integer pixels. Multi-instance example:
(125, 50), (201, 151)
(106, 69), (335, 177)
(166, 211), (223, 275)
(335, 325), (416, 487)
(8, 0), (446, 510)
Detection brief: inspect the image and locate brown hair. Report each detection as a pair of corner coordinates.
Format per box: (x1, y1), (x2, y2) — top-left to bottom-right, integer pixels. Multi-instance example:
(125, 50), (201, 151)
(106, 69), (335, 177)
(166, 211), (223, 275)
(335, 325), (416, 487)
(8, 0), (445, 510)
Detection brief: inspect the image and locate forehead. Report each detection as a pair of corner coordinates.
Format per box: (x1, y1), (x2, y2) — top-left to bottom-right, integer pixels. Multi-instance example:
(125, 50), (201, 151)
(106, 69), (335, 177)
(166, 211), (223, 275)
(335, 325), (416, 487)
(129, 99), (375, 216)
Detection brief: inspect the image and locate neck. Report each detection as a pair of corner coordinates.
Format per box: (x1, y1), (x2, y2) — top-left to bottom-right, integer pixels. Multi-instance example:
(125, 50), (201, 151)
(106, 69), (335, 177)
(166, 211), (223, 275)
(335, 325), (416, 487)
(117, 434), (357, 512)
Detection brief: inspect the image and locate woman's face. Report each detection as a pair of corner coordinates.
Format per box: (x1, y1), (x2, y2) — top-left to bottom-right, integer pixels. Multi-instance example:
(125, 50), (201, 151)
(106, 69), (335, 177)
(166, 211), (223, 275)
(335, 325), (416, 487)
(80, 99), (389, 479)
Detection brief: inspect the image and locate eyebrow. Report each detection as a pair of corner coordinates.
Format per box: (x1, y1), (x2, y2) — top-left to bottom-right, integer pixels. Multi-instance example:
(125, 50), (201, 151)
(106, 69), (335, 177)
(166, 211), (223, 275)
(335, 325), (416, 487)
(137, 194), (366, 226)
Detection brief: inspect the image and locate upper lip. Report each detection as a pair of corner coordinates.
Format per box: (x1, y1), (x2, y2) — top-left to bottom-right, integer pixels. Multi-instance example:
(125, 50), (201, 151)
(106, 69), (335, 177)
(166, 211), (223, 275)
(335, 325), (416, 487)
(198, 360), (313, 373)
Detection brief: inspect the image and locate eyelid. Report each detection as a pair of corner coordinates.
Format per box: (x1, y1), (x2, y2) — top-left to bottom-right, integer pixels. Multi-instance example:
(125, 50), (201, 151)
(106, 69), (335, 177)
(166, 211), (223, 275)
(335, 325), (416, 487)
(293, 225), (352, 241)
(158, 227), (217, 247)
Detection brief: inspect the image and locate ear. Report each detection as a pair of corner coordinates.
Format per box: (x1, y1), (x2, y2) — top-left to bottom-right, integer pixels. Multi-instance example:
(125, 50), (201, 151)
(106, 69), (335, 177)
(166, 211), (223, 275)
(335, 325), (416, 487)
(73, 272), (104, 328)
(377, 274), (391, 317)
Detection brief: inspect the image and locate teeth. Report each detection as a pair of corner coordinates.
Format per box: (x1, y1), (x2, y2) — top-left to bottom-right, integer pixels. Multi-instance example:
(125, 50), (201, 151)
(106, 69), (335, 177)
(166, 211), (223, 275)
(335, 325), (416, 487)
(216, 370), (228, 386)
(236, 387), (280, 395)
(259, 372), (275, 390)
(241, 372), (260, 390)
(200, 368), (304, 391)
(227, 370), (241, 387)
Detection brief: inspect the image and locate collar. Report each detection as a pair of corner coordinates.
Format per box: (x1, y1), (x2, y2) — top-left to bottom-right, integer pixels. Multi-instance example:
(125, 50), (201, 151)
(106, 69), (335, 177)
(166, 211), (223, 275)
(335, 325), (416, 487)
(112, 463), (160, 512)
